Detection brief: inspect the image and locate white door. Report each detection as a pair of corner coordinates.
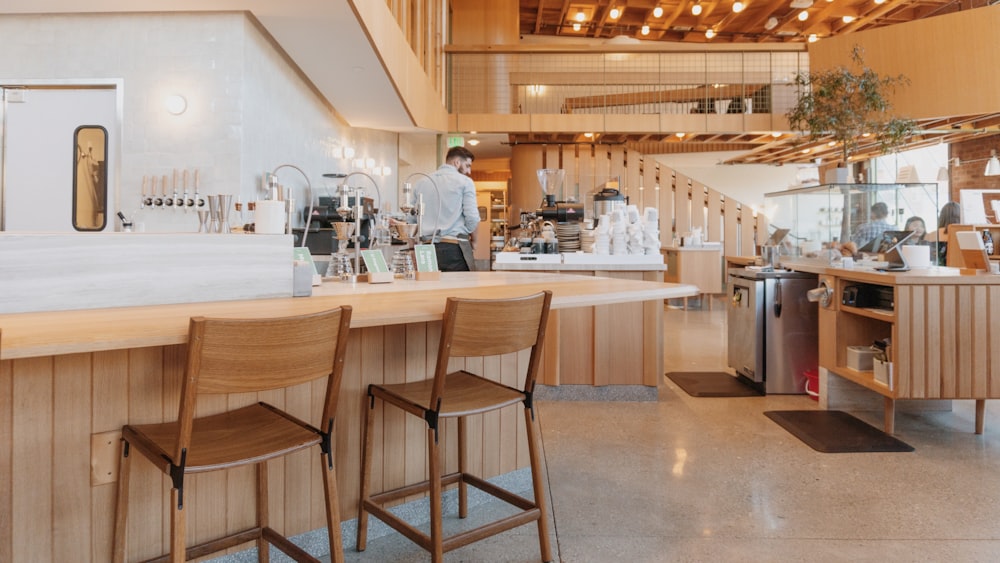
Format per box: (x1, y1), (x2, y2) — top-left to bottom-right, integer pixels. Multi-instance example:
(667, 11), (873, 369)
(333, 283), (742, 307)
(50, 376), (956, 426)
(1, 86), (118, 231)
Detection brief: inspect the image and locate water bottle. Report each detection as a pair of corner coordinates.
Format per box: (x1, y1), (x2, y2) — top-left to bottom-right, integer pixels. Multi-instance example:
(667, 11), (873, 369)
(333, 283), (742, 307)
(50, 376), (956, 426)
(983, 230), (994, 255)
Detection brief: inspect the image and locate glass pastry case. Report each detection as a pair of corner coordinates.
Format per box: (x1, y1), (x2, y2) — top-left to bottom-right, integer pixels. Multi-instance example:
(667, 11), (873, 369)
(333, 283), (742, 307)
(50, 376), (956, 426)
(762, 182), (943, 259)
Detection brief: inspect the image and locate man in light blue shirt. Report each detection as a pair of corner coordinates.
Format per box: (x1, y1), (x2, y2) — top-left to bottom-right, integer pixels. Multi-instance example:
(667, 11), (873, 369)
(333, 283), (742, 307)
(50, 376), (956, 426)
(415, 146), (481, 271)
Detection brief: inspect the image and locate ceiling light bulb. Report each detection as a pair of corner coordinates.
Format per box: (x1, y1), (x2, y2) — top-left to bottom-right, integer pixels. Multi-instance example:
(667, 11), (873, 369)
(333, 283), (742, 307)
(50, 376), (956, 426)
(653, 6), (664, 17)
(732, 1), (744, 13)
(641, 24), (650, 35)
(808, 34), (818, 42)
(676, 132), (685, 138)
(764, 16), (778, 30)
(584, 132), (594, 138)
(467, 139), (480, 146)
(575, 10), (586, 22)
(874, 0), (885, 4)
(692, 2), (703, 16)
(842, 15), (855, 23)
(801, 148), (811, 154)
(610, 7), (621, 19)
(705, 28), (716, 39)
(771, 132), (782, 138)
(573, 22), (582, 31)
(798, 10), (809, 21)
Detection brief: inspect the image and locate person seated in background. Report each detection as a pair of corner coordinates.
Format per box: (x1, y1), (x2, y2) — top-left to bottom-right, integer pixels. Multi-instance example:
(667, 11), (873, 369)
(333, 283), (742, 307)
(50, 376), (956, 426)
(903, 216), (928, 244)
(851, 202), (891, 250)
(926, 201), (962, 265)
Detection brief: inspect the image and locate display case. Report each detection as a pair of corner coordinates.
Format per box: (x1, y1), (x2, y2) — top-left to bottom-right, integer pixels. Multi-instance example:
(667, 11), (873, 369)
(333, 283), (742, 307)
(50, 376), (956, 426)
(762, 182), (944, 260)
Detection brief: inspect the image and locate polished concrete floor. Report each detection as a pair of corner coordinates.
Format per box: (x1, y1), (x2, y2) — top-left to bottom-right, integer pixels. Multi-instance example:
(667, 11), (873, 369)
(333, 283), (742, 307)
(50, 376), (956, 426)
(325, 299), (1000, 562)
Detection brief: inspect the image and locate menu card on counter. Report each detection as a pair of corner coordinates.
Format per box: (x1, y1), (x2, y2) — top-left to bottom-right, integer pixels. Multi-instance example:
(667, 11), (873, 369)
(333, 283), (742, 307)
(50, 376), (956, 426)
(360, 249), (389, 273)
(414, 244), (439, 272)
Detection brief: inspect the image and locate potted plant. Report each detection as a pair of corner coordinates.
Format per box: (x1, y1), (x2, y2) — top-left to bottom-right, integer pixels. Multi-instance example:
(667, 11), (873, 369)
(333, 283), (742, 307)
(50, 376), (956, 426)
(786, 45), (916, 243)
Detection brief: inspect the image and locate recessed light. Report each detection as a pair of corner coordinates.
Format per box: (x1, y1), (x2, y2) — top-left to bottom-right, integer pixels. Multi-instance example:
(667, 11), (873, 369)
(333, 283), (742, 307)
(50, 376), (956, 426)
(653, 6), (664, 17)
(610, 7), (621, 19)
(468, 139), (480, 146)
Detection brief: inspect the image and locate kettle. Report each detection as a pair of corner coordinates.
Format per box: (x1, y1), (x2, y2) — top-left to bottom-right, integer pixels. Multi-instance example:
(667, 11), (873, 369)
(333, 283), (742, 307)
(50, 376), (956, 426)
(592, 188), (626, 221)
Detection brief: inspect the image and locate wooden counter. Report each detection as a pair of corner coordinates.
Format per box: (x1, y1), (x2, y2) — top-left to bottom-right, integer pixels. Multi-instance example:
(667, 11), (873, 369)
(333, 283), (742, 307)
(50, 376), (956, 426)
(0, 272), (691, 562)
(662, 246), (723, 309)
(784, 260), (1000, 435)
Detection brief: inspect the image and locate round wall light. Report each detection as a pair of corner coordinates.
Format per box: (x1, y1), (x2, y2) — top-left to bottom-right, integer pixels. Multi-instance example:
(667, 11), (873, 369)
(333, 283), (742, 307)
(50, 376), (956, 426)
(165, 94), (187, 115)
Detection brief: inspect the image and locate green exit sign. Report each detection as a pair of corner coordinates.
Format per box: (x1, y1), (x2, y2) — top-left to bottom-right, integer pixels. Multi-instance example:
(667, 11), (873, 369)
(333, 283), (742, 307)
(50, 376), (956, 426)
(447, 136), (465, 147)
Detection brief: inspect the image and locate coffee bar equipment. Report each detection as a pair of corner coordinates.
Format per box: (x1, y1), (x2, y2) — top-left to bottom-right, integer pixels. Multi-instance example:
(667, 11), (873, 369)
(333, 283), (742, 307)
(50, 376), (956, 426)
(535, 168), (584, 224)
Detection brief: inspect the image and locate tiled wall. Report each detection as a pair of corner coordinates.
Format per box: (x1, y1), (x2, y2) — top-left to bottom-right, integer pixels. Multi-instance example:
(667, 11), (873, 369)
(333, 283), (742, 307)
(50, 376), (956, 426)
(0, 12), (399, 232)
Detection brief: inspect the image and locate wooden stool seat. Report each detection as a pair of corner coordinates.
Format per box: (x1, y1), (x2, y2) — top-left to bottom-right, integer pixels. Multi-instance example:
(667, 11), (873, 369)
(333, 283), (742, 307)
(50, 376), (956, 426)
(112, 308), (352, 563)
(357, 291), (554, 562)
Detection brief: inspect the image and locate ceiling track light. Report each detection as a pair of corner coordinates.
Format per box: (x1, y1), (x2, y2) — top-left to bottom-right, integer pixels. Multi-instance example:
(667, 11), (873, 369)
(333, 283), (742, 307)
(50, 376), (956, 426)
(705, 28), (716, 39)
(574, 10), (586, 22)
(798, 10), (809, 21)
(641, 24), (651, 35)
(732, 1), (745, 13)
(653, 6), (664, 18)
(692, 1), (703, 16)
(610, 6), (621, 19)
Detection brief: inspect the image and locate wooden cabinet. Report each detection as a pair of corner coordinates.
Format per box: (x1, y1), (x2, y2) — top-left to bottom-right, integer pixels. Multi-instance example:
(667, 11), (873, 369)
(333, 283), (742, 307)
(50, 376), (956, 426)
(945, 224), (1000, 268)
(475, 183), (509, 266)
(814, 267), (1000, 434)
(662, 246), (723, 308)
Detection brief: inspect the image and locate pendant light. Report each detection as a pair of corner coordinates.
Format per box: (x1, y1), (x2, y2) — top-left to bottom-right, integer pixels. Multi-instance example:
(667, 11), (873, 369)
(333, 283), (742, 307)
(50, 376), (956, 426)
(692, 1), (703, 16)
(986, 150), (1000, 177)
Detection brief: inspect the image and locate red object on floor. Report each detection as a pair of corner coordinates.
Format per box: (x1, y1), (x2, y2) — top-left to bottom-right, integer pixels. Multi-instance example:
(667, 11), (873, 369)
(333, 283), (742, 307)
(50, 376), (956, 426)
(804, 369), (819, 401)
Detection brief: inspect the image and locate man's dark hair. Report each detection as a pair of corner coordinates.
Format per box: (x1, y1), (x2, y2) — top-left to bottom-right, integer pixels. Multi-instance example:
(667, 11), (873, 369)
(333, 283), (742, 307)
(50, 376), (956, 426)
(446, 146), (475, 163)
(871, 202), (889, 219)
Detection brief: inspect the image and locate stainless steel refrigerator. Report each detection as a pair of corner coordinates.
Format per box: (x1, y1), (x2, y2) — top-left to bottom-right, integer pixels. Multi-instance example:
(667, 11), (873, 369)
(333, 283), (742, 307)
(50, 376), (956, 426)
(727, 268), (819, 394)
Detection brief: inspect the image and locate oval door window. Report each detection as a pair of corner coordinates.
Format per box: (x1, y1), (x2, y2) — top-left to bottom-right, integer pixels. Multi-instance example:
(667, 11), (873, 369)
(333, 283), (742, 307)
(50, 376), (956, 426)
(73, 125), (108, 231)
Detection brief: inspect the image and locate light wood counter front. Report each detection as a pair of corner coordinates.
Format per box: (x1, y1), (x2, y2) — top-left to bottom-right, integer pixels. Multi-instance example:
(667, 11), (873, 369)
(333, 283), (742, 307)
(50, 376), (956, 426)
(0, 272), (689, 562)
(785, 261), (1000, 435)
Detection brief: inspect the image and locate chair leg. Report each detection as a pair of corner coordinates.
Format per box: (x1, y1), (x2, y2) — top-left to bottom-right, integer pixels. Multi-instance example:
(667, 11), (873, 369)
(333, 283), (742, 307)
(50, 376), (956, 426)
(356, 396), (377, 551)
(111, 440), (132, 563)
(257, 462), (270, 563)
(321, 447), (345, 563)
(428, 426), (444, 563)
(457, 416), (468, 519)
(169, 487), (187, 563)
(524, 407), (554, 563)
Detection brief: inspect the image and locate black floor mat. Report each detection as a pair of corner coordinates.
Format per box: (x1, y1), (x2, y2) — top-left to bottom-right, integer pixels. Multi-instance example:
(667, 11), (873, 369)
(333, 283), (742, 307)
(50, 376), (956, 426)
(764, 410), (914, 453)
(666, 371), (762, 397)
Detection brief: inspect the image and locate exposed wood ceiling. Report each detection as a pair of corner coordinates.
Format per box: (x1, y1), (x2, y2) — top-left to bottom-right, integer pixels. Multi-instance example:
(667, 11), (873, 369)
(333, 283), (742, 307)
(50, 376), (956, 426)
(519, 0), (962, 44)
(503, 1), (1000, 165)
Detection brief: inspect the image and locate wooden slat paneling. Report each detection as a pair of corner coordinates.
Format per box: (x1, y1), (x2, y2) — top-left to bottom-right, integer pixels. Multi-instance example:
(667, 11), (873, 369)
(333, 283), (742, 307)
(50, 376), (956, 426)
(940, 285), (958, 397)
(11, 357), (53, 562)
(52, 354), (92, 562)
(674, 174), (691, 236)
(925, 285), (943, 398)
(0, 358), (11, 563)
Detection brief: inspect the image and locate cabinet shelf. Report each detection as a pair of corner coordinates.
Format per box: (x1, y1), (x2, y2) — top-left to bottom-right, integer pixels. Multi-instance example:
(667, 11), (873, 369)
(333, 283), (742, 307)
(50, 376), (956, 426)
(840, 304), (895, 322)
(829, 365), (895, 398)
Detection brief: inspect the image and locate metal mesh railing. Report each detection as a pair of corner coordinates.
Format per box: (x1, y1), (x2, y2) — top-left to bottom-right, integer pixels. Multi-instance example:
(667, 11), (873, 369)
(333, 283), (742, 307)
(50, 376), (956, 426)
(448, 50), (808, 117)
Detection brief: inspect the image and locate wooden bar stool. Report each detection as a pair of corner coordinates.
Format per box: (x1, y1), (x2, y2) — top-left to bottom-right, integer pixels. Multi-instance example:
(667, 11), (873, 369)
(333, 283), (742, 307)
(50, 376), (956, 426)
(112, 307), (352, 563)
(356, 291), (554, 562)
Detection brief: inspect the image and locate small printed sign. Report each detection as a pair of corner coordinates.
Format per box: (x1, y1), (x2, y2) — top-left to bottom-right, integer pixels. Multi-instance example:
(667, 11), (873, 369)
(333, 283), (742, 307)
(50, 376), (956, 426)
(292, 247), (316, 272)
(361, 249), (389, 273)
(414, 244), (439, 272)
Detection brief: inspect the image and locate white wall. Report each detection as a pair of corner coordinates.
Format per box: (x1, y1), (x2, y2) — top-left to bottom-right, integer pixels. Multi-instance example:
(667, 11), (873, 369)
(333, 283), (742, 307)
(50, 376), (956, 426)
(0, 12), (399, 232)
(652, 151), (813, 212)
